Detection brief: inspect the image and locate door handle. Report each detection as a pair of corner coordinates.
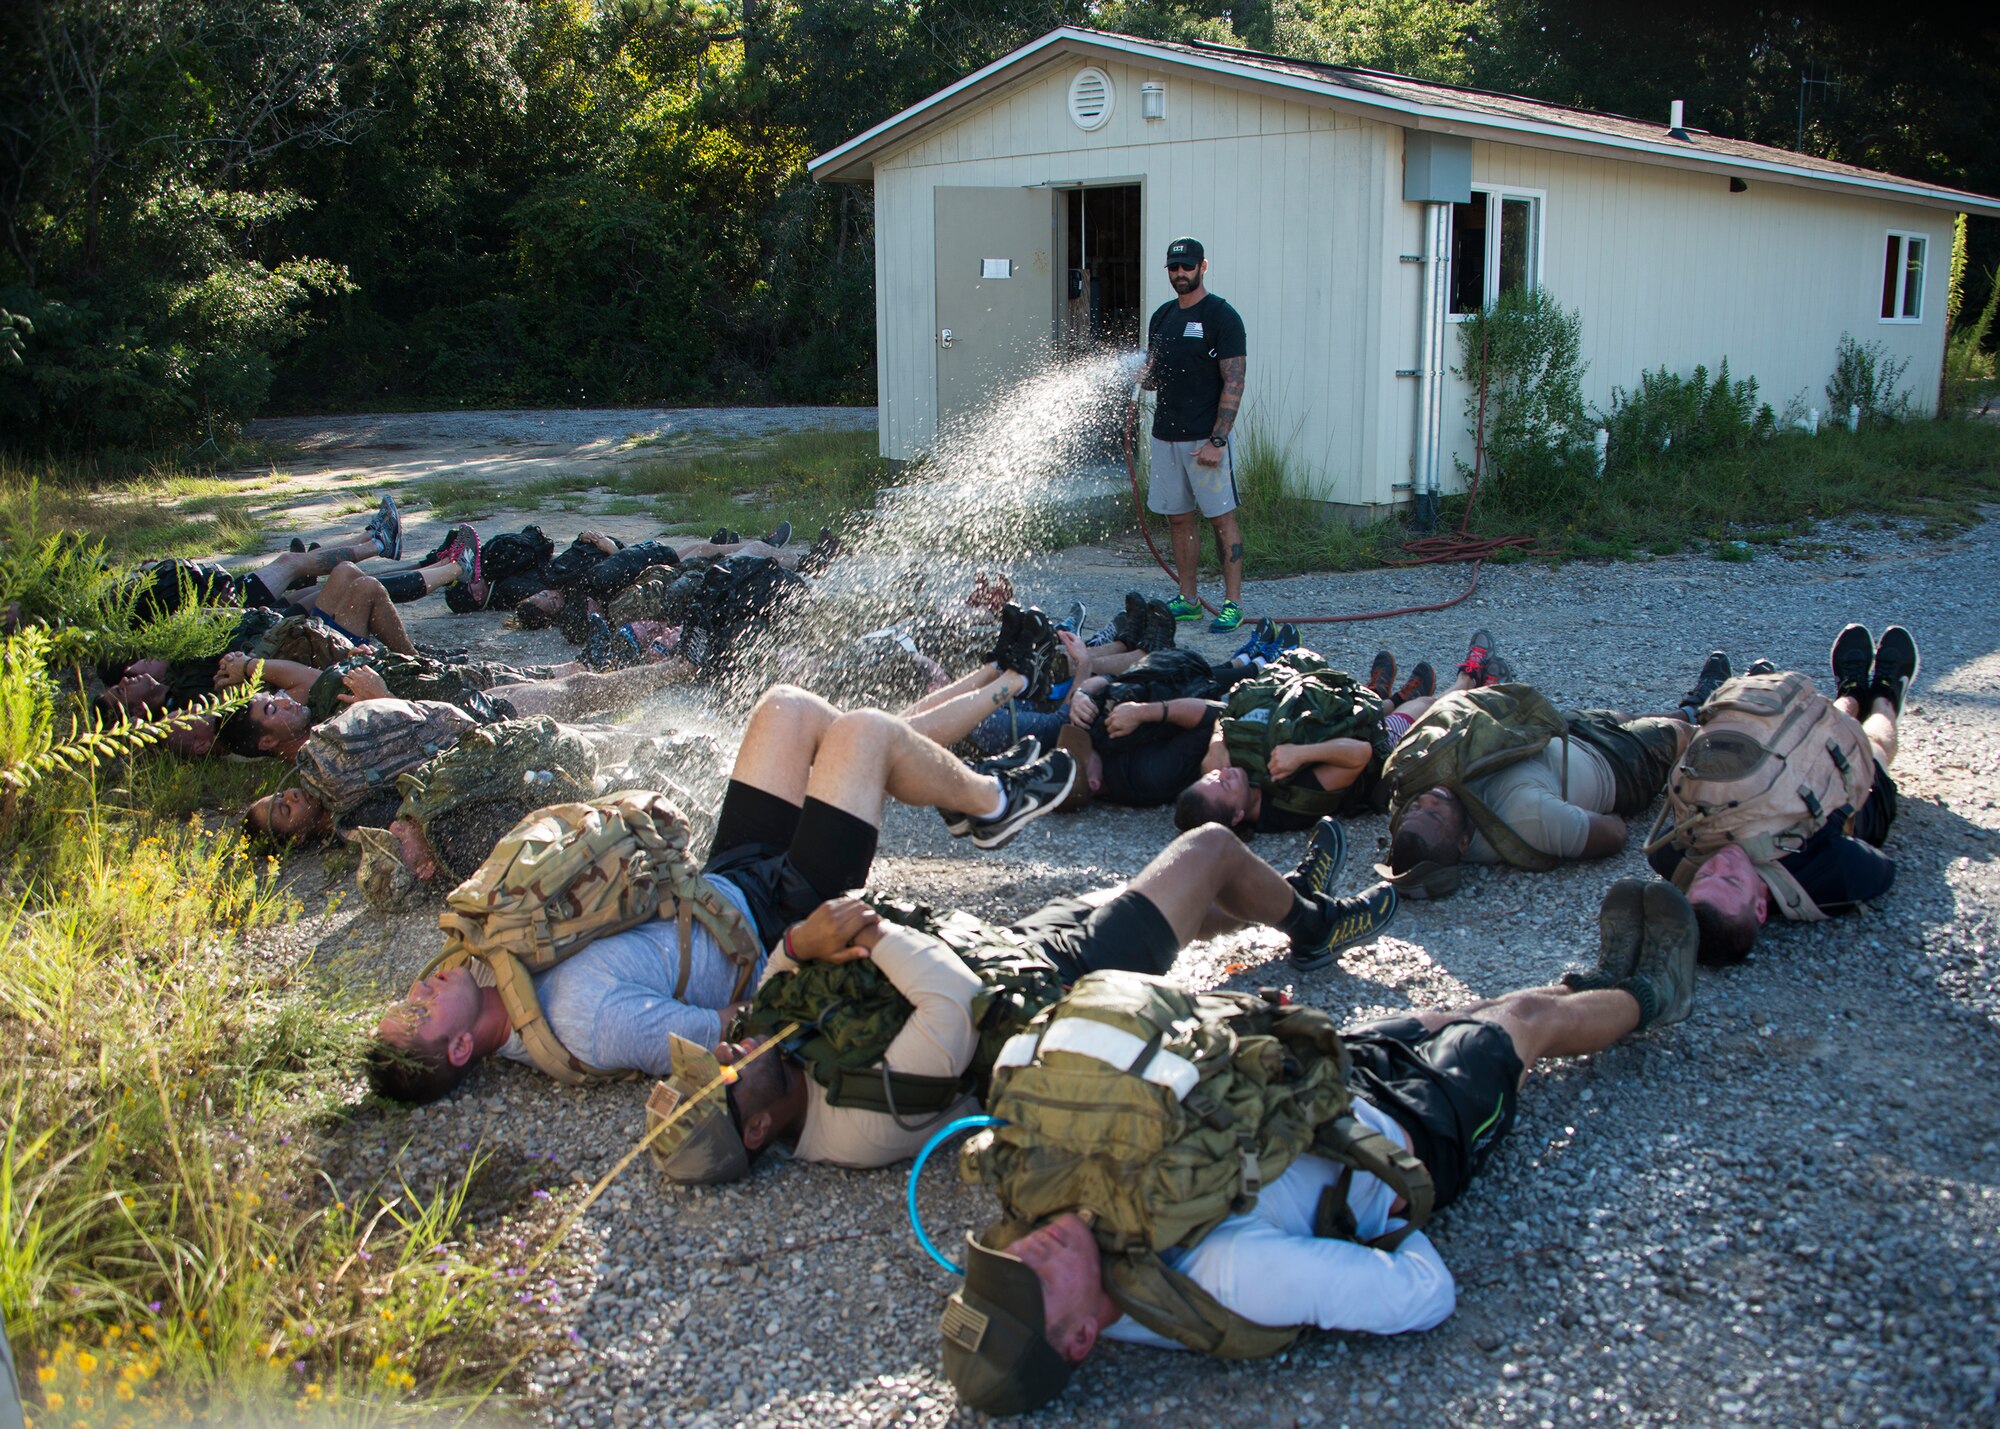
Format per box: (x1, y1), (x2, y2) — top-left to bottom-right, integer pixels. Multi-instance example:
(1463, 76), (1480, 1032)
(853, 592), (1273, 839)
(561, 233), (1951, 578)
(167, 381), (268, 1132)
(939, 329), (954, 349)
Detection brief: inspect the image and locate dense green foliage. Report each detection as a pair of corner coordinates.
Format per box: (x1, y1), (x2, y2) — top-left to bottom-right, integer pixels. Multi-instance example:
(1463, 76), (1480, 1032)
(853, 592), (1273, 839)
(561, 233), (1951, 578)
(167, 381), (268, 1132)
(2, 0), (1995, 450)
(1602, 361), (1776, 476)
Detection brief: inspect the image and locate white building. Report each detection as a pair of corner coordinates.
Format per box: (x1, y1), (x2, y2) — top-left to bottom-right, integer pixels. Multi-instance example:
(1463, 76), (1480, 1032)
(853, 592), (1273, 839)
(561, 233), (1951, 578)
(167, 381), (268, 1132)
(810, 26), (2000, 514)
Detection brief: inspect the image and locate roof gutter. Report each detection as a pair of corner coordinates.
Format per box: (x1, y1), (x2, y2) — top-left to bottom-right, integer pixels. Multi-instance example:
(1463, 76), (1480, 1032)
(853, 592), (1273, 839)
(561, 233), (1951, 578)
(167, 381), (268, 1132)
(810, 27), (2000, 218)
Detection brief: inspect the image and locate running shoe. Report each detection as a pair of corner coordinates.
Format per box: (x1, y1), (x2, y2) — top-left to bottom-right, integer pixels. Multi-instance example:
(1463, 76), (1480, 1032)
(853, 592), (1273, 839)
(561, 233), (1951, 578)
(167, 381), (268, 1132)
(1458, 628), (1495, 682)
(369, 493), (402, 560)
(1208, 600), (1244, 634)
(1290, 882), (1398, 972)
(1229, 628), (1267, 664)
(985, 603), (1024, 670)
(1480, 654), (1515, 687)
(1143, 599), (1180, 651)
(449, 523), (481, 584)
(1870, 625), (1920, 713)
(1678, 650), (1731, 717)
(1391, 662), (1436, 705)
(1286, 817), (1347, 900)
(1166, 595), (1203, 623)
(940, 738), (1045, 837)
(1746, 658), (1777, 676)
(1367, 651), (1397, 699)
(1056, 600), (1086, 635)
(799, 527), (841, 576)
(454, 542), (480, 588)
(1829, 623), (1874, 704)
(966, 750), (1078, 850)
(763, 521), (792, 548)
(1277, 622), (1301, 651)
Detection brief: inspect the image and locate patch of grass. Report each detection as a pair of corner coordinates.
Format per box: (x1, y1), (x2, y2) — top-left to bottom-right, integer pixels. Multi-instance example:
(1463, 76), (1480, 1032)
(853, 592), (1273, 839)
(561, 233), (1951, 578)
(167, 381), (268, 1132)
(1201, 423), (1397, 575)
(616, 427), (892, 535)
(0, 459), (265, 561)
(1467, 417), (2000, 558)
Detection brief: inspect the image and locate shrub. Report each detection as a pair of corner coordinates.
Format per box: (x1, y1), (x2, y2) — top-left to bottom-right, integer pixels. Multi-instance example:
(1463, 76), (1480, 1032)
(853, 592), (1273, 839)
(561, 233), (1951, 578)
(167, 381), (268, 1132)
(1826, 333), (1913, 425)
(1600, 360), (1776, 475)
(1455, 288), (1595, 519)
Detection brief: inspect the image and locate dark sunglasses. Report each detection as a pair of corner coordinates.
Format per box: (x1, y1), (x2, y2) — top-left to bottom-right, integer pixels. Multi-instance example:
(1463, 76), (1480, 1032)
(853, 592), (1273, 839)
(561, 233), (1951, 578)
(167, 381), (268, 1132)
(1166, 262), (1199, 272)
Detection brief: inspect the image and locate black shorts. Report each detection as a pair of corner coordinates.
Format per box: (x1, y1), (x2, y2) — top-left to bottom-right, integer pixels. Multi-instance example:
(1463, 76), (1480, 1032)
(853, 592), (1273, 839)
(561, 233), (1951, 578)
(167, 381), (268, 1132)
(238, 571), (283, 609)
(1564, 711), (1682, 815)
(700, 780), (879, 950)
(1341, 1015), (1524, 1212)
(1008, 889), (1180, 984)
(1851, 760), (1897, 846)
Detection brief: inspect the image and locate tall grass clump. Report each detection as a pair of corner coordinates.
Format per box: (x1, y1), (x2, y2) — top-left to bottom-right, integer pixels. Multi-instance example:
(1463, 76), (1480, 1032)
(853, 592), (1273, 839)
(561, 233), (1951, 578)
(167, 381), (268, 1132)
(1601, 361), (1776, 475)
(1227, 422), (1391, 574)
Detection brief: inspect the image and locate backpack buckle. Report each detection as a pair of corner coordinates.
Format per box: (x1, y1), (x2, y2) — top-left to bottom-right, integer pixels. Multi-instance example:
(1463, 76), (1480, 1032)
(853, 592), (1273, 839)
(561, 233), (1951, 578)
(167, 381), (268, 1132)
(1239, 1148), (1262, 1200)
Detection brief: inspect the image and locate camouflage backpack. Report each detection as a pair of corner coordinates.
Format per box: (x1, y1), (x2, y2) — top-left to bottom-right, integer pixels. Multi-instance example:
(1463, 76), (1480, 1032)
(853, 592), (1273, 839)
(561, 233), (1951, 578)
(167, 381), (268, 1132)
(429, 790), (760, 1085)
(1380, 683), (1573, 871)
(296, 699), (479, 815)
(248, 612), (361, 671)
(1219, 653), (1386, 819)
(1644, 670), (1876, 920)
(735, 897), (1066, 1122)
(603, 565), (682, 627)
(394, 717), (600, 883)
(954, 971), (1433, 1358)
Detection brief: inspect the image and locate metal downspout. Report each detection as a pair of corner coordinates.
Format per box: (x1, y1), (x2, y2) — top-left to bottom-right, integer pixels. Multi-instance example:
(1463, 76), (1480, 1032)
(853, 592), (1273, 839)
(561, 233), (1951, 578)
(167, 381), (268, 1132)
(1412, 202), (1448, 530)
(1425, 199), (1451, 513)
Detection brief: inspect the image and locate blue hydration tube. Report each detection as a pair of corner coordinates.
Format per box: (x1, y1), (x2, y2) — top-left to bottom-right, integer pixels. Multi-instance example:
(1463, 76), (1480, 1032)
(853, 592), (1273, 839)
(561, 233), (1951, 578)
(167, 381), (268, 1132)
(907, 1115), (1004, 1275)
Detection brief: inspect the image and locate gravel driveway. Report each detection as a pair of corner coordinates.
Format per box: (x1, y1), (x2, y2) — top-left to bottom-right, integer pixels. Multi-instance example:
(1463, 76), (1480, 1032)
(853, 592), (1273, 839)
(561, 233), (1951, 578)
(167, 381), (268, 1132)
(305, 501), (2000, 1427)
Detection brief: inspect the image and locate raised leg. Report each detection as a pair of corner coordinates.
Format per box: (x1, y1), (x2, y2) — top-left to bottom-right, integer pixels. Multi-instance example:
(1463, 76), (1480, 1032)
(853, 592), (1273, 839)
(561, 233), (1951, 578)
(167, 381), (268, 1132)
(730, 684), (842, 806)
(800, 709), (1004, 829)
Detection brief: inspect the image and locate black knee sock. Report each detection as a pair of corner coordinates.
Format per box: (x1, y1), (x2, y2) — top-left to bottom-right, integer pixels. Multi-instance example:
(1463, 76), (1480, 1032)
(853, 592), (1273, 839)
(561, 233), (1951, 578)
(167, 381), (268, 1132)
(380, 570), (429, 603)
(1275, 891), (1329, 943)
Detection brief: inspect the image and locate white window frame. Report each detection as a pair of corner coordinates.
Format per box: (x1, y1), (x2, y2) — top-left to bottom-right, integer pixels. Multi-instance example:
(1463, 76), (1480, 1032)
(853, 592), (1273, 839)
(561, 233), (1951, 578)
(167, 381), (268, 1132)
(1879, 230), (1927, 324)
(1446, 185), (1547, 322)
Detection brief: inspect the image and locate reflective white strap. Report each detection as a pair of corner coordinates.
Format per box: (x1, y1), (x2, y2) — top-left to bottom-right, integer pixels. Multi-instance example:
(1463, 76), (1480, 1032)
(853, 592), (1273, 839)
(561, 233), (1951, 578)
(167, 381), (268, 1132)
(991, 1018), (1201, 1100)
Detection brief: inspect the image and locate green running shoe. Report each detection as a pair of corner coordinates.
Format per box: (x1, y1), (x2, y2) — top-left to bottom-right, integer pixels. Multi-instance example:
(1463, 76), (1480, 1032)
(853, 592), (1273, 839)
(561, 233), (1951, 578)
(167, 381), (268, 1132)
(1207, 599), (1244, 633)
(1166, 594), (1203, 623)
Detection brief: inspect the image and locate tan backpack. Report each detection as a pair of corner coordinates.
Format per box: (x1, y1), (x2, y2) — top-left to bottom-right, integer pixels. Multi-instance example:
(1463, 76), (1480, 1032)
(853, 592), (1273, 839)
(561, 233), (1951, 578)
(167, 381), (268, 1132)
(1643, 671), (1876, 920)
(428, 790), (761, 1084)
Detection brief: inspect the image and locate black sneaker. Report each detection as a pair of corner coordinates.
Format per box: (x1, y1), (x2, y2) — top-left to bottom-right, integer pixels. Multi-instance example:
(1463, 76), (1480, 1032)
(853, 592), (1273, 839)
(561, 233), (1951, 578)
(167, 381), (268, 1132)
(1619, 882), (1698, 1030)
(1391, 662), (1436, 706)
(1286, 817), (1347, 899)
(1290, 882), (1398, 972)
(1563, 877), (1646, 992)
(1678, 651), (1732, 718)
(1367, 650), (1397, 699)
(1013, 608), (1062, 701)
(1829, 624), (1874, 704)
(798, 527), (840, 576)
(1480, 654), (1515, 686)
(986, 603), (1024, 669)
(289, 537), (307, 553)
(1746, 658), (1777, 676)
(1870, 625), (1919, 713)
(763, 521), (792, 548)
(1116, 591), (1147, 646)
(939, 738), (1044, 837)
(584, 612), (615, 671)
(1277, 622), (1301, 651)
(1143, 599), (1179, 652)
(1459, 628), (1496, 682)
(967, 750), (1078, 850)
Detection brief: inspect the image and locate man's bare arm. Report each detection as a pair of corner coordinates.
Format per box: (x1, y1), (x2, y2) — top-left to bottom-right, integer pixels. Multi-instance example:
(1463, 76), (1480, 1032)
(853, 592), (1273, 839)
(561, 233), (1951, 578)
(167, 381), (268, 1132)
(1138, 353), (1159, 392)
(1211, 356), (1247, 441)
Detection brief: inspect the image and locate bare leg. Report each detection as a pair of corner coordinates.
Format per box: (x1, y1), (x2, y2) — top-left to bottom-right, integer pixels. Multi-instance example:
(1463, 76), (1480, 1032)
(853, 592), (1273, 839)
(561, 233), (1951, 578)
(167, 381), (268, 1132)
(254, 527), (382, 590)
(491, 662), (688, 720)
(1209, 510), (1243, 605)
(905, 662), (1006, 717)
(905, 672), (1028, 746)
(304, 563), (416, 655)
(1167, 512), (1200, 600)
(1838, 693), (1899, 768)
(1124, 826), (1295, 946)
(1398, 669), (1478, 722)
(663, 537), (797, 567)
(730, 685), (842, 805)
(801, 709), (1004, 828)
(1410, 986), (1641, 1081)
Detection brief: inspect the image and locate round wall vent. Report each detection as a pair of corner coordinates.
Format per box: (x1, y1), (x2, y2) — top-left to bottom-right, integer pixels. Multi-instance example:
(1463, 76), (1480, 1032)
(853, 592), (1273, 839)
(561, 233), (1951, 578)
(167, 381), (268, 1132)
(1068, 68), (1114, 131)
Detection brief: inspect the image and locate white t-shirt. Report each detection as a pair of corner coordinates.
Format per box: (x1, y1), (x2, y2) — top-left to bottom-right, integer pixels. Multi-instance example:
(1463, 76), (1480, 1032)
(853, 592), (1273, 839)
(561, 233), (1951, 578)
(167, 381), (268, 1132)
(1100, 1100), (1455, 1348)
(773, 925), (983, 1170)
(1464, 737), (1618, 864)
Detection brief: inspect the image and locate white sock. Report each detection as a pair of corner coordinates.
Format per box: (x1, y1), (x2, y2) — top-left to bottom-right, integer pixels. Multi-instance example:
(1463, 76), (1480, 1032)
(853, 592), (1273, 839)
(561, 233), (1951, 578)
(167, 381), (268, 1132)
(976, 776), (1008, 820)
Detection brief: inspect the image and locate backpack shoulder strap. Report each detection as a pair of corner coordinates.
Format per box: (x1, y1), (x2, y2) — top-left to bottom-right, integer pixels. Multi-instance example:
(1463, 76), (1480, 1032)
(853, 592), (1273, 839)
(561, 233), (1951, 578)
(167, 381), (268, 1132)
(1312, 1113), (1436, 1249)
(1103, 1251), (1303, 1359)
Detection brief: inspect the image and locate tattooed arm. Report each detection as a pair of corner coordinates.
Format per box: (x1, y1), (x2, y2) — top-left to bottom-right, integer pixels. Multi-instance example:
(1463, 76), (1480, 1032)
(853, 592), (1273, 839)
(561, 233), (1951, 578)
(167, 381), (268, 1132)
(1211, 356), (1247, 441)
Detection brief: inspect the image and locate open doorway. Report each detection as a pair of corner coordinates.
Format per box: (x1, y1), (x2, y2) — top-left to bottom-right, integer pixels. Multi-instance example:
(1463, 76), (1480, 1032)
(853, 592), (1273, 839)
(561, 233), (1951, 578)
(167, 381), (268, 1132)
(1061, 184), (1143, 353)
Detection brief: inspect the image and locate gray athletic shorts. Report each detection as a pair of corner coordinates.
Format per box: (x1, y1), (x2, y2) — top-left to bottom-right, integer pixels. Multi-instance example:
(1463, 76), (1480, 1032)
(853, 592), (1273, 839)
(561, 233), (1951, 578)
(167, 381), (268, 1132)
(1148, 436), (1239, 519)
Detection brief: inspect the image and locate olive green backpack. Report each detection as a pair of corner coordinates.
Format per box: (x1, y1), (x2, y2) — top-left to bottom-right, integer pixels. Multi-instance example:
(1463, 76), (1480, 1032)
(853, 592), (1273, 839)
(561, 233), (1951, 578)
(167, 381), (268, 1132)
(960, 970), (1433, 1357)
(428, 790), (760, 1085)
(1380, 683), (1572, 871)
(394, 717), (600, 883)
(1219, 653), (1385, 819)
(735, 897), (1065, 1124)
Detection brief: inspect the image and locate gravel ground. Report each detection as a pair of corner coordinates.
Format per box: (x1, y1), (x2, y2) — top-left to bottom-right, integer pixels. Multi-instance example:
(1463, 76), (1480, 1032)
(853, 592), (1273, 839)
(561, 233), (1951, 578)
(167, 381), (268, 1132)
(291, 486), (2000, 1428)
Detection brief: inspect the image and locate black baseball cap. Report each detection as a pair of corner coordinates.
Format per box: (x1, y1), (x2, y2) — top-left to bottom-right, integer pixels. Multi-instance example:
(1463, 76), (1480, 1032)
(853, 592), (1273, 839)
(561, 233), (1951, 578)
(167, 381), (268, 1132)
(1165, 237), (1204, 266)
(939, 1231), (1076, 1416)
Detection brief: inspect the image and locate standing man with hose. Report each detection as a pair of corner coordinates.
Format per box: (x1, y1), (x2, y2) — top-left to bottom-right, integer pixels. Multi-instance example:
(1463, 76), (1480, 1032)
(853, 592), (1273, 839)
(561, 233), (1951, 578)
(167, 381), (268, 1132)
(1141, 237), (1249, 634)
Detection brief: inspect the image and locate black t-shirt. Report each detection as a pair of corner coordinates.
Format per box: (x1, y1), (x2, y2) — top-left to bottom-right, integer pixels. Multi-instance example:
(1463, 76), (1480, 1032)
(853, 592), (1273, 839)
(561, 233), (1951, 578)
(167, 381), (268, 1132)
(1254, 771), (1335, 834)
(1146, 293), (1248, 441)
(1096, 715), (1215, 808)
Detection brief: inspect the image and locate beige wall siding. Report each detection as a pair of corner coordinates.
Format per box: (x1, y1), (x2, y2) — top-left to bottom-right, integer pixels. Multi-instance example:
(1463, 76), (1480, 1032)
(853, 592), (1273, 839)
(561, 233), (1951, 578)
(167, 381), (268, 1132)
(1411, 138), (1953, 487)
(871, 60), (1406, 506)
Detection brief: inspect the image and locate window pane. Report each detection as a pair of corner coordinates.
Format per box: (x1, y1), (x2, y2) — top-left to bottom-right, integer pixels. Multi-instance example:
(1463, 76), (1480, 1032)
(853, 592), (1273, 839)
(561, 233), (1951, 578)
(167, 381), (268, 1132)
(1903, 237), (1925, 318)
(1449, 198), (1487, 315)
(1882, 235), (1900, 319)
(1498, 197), (1533, 297)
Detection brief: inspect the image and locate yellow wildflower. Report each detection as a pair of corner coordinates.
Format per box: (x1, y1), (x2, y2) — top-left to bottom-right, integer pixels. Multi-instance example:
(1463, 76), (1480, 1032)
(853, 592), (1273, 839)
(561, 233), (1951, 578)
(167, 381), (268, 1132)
(76, 1350), (98, 1375)
(115, 1383), (135, 1402)
(44, 1393), (63, 1411)
(37, 1367), (55, 1384)
(305, 1384), (322, 1401)
(372, 1352), (391, 1371)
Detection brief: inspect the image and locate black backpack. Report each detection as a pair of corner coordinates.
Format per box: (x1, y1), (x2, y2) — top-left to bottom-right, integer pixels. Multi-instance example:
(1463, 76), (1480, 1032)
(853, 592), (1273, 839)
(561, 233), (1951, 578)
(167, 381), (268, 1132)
(678, 555), (807, 674)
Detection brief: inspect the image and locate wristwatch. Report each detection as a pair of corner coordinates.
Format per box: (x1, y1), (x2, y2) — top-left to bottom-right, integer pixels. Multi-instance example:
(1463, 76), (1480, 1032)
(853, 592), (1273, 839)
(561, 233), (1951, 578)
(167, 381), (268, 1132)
(1208, 435), (1229, 449)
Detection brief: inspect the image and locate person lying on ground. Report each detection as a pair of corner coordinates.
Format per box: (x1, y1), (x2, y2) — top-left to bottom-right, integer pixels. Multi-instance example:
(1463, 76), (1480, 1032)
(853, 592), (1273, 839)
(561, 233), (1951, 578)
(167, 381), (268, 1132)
(363, 683), (1079, 1103)
(1647, 627), (1915, 963)
(226, 657), (690, 767)
(648, 818), (1401, 1183)
(464, 525), (820, 623)
(129, 496), (404, 619)
(1080, 590), (1183, 660)
(938, 877), (1702, 1415)
(211, 645), (570, 725)
(1383, 632), (1691, 895)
